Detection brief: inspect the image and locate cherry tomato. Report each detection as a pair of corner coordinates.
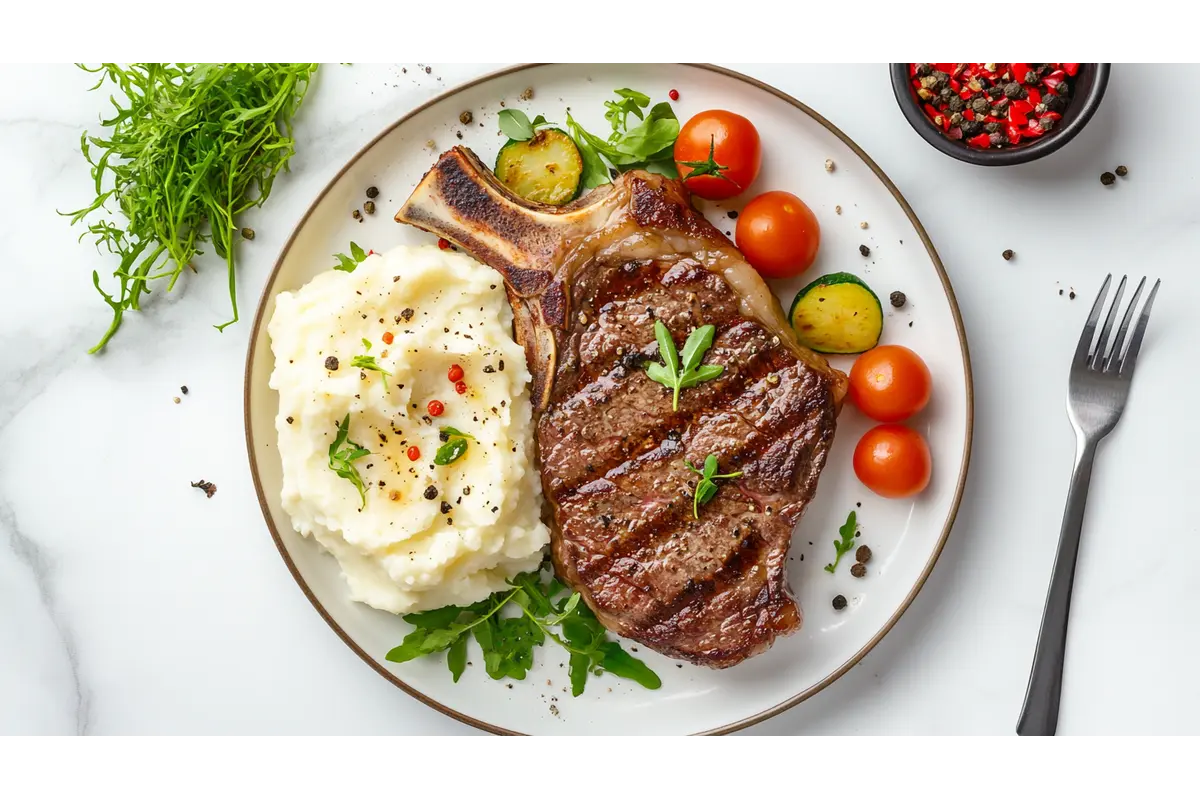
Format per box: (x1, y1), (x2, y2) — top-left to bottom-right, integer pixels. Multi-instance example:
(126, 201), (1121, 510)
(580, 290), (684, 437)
(735, 191), (820, 279)
(853, 424), (932, 499)
(848, 345), (932, 423)
(427, 400), (444, 417)
(447, 364), (464, 383)
(674, 110), (761, 201)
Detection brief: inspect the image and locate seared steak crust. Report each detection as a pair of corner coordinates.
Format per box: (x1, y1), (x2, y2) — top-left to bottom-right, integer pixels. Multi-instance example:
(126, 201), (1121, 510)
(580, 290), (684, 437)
(397, 148), (845, 668)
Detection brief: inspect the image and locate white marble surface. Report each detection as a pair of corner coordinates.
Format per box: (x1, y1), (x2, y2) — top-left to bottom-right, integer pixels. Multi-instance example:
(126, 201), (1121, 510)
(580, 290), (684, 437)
(1, 63), (1195, 735)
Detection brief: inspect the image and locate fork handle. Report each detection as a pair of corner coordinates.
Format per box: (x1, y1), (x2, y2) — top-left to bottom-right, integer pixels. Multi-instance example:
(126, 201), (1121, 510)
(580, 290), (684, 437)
(1016, 437), (1098, 736)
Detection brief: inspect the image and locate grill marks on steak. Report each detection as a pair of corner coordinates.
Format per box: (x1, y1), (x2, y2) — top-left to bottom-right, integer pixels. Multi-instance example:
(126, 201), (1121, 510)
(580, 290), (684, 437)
(396, 148), (845, 668)
(541, 258), (833, 665)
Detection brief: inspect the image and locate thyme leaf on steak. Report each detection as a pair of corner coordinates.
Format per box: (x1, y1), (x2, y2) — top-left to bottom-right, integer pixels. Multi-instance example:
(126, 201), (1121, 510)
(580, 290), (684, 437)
(328, 413), (371, 509)
(645, 320), (724, 410)
(385, 562), (661, 694)
(824, 510), (858, 574)
(350, 338), (391, 393)
(685, 454), (743, 519)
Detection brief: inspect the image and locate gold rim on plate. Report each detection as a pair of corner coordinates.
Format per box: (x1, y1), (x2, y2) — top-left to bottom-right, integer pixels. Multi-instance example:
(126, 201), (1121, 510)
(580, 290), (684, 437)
(243, 62), (975, 736)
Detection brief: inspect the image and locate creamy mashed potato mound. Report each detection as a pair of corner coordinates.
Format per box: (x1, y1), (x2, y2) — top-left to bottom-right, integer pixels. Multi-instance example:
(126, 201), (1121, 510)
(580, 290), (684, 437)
(268, 244), (549, 614)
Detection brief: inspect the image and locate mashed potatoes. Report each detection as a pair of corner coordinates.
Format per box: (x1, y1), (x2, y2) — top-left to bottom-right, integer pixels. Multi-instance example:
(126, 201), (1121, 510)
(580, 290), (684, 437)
(268, 244), (549, 614)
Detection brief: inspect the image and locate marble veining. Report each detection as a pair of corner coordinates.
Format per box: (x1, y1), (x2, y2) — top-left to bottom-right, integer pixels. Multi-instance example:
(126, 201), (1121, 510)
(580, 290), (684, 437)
(2, 63), (1198, 734)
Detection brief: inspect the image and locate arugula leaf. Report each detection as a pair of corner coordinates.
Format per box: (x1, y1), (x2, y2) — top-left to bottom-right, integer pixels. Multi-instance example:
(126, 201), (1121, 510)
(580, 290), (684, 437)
(497, 109), (555, 142)
(824, 510), (859, 574)
(599, 641), (662, 690)
(645, 321), (723, 410)
(328, 414), (370, 509)
(614, 102), (679, 160)
(685, 454), (742, 519)
(384, 566), (662, 696)
(447, 635), (468, 683)
(333, 241), (370, 273)
(440, 426), (475, 440)
(604, 88), (650, 133)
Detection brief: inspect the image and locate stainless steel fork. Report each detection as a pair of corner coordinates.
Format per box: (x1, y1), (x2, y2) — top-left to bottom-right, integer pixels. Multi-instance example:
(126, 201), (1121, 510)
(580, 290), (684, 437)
(1016, 274), (1161, 736)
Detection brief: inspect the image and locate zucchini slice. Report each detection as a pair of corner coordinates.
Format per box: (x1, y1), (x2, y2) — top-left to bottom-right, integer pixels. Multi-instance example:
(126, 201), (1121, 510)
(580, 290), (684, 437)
(494, 128), (583, 206)
(788, 272), (883, 355)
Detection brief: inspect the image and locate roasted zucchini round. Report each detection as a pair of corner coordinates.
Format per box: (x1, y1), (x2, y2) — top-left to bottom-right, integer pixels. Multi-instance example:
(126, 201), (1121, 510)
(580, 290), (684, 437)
(788, 272), (883, 354)
(495, 128), (583, 206)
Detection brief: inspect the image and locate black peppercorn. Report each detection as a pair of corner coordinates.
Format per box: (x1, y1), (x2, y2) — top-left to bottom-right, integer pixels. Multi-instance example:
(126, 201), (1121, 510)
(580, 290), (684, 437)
(423, 485), (438, 500)
(970, 96), (990, 115)
(989, 132), (1005, 147)
(459, 110), (473, 125)
(832, 594), (848, 611)
(1003, 81), (1025, 99)
(859, 244), (870, 257)
(363, 200), (376, 215)
(440, 501), (452, 514)
(1043, 94), (1064, 113)
(1024, 70), (1037, 85)
(986, 85), (1003, 98)
(939, 87), (954, 104)
(1039, 116), (1056, 132)
(1002, 249), (1014, 261)
(1116, 165), (1128, 177)
(960, 119), (982, 137)
(949, 112), (963, 127)
(855, 545), (872, 564)
(1055, 81), (1070, 97)
(984, 121), (1002, 134)
(994, 97), (1011, 113)
(365, 186), (380, 199)
(889, 291), (906, 308)
(915, 63), (932, 78)
(947, 94), (965, 113)
(1101, 171), (1116, 186)
(850, 563), (867, 579)
(351, 208), (362, 221)
(324, 356), (339, 371)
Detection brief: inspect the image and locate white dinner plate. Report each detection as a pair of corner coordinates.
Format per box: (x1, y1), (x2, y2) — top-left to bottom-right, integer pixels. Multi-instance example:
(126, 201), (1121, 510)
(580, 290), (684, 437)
(244, 63), (973, 735)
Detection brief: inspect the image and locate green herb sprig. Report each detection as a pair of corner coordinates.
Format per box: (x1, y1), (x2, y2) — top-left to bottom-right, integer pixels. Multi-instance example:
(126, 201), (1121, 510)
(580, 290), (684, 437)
(350, 338), (391, 393)
(63, 63), (319, 353)
(328, 414), (370, 509)
(333, 241), (369, 273)
(386, 563), (661, 695)
(565, 91), (681, 189)
(685, 455), (743, 519)
(645, 320), (724, 411)
(824, 511), (858, 574)
(676, 135), (736, 186)
(434, 427), (475, 466)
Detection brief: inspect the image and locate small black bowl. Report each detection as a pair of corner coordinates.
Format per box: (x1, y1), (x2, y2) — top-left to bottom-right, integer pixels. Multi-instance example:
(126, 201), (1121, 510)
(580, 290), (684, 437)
(889, 64), (1110, 166)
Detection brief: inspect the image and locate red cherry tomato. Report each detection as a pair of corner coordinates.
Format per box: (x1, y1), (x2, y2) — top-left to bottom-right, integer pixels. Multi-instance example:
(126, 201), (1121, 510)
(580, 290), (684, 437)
(447, 364), (464, 383)
(848, 345), (932, 423)
(407, 446), (421, 462)
(427, 400), (444, 417)
(673, 110), (761, 200)
(735, 191), (820, 279)
(853, 424), (932, 499)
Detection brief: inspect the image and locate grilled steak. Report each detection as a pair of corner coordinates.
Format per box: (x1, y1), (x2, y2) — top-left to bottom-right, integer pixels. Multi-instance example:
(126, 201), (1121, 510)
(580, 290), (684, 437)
(397, 148), (847, 668)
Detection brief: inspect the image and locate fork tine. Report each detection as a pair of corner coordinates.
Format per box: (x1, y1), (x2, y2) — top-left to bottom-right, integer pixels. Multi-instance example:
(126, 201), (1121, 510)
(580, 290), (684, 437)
(1073, 274), (1111, 366)
(1104, 276), (1146, 372)
(1090, 275), (1127, 368)
(1118, 279), (1161, 377)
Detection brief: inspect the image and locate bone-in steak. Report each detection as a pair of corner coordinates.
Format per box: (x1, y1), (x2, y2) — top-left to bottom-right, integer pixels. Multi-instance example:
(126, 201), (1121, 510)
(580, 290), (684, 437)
(398, 148), (847, 668)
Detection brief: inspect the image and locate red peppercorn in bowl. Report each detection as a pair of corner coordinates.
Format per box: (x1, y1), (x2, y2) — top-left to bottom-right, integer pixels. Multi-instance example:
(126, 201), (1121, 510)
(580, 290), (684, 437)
(890, 63), (1110, 166)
